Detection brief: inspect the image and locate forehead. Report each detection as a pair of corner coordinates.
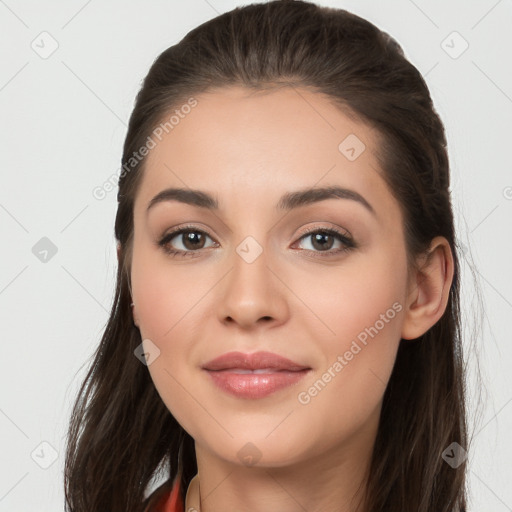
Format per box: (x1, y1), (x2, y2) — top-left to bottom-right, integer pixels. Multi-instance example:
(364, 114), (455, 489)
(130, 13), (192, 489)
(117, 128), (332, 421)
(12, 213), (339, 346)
(134, 85), (396, 218)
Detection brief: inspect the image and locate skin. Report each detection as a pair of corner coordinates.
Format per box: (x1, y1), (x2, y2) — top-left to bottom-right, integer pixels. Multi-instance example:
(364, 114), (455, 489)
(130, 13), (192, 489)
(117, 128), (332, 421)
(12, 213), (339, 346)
(127, 85), (454, 512)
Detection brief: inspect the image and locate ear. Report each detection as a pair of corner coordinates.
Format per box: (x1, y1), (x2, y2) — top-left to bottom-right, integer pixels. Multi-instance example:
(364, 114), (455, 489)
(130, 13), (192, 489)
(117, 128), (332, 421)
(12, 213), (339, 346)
(401, 236), (454, 340)
(117, 241), (122, 262)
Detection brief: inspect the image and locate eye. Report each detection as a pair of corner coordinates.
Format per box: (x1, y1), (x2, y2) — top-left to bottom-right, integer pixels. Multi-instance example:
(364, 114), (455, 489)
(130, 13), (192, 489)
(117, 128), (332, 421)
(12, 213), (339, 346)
(158, 225), (217, 257)
(157, 224), (356, 259)
(293, 226), (356, 257)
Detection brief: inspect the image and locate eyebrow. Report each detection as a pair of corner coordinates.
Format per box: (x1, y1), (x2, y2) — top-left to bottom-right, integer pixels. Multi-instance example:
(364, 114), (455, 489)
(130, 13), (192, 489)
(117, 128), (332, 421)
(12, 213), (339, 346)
(146, 185), (375, 215)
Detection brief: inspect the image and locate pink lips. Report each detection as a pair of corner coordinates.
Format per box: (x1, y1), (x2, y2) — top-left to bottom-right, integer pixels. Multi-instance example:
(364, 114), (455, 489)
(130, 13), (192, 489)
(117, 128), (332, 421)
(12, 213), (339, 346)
(202, 351), (311, 399)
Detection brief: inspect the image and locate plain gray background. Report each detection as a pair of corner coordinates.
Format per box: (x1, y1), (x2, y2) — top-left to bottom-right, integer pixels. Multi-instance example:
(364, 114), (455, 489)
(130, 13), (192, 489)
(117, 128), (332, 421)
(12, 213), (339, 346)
(0, 0), (511, 510)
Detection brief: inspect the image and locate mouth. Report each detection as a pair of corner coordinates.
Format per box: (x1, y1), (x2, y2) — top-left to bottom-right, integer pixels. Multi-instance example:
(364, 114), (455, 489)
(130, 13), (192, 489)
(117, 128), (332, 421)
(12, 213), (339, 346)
(201, 351), (312, 399)
(202, 352), (312, 400)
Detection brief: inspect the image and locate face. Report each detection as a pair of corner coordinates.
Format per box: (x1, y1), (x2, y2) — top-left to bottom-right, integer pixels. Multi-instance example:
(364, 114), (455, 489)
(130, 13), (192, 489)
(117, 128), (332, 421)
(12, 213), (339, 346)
(130, 85), (411, 470)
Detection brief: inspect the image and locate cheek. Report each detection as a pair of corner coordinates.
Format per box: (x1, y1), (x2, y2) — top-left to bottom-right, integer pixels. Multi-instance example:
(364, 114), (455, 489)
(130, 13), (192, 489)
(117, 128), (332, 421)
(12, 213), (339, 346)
(130, 235), (209, 340)
(293, 246), (407, 350)
(130, 244), (221, 429)
(290, 249), (406, 433)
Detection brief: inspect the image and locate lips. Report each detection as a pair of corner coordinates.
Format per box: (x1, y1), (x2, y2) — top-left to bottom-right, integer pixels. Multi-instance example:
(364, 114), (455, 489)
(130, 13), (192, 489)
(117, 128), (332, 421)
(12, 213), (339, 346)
(201, 351), (311, 399)
(201, 351), (310, 372)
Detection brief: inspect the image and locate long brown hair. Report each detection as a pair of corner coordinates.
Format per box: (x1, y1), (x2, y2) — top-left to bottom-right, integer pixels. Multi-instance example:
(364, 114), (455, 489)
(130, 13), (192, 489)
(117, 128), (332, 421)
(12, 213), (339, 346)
(64, 1), (472, 510)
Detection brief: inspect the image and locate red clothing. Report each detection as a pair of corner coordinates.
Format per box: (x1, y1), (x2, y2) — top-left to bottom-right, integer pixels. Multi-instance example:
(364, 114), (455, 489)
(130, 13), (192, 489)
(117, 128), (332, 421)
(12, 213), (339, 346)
(145, 476), (184, 512)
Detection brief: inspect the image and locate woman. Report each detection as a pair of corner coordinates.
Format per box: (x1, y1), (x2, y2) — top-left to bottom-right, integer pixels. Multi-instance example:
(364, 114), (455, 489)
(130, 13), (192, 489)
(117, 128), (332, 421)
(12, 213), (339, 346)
(64, 1), (469, 511)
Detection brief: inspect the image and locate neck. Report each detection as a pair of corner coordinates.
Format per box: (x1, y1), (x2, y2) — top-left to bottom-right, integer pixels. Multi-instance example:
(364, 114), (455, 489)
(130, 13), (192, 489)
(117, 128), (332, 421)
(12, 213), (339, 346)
(185, 441), (372, 512)
(185, 473), (201, 511)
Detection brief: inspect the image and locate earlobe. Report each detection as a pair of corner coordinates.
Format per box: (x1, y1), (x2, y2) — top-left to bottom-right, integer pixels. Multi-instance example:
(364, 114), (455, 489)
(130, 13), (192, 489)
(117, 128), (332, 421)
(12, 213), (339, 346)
(401, 236), (454, 340)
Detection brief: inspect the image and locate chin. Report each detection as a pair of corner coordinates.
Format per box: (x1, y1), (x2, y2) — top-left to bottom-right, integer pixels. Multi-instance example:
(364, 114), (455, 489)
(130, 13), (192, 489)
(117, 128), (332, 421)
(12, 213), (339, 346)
(197, 429), (313, 469)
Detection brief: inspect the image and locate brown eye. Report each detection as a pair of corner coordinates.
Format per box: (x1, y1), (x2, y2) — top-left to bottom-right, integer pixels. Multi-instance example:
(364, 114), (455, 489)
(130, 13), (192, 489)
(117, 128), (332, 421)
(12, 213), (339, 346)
(308, 232), (336, 251)
(294, 227), (356, 257)
(158, 227), (216, 257)
(179, 231), (207, 250)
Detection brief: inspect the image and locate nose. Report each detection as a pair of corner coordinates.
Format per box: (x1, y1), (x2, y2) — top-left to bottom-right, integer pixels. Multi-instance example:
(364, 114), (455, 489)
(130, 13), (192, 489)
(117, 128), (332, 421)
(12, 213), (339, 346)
(217, 242), (289, 330)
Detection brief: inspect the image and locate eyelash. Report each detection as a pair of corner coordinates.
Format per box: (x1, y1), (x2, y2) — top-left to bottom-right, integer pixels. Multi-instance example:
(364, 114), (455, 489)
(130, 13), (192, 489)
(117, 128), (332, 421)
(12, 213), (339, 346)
(157, 224), (357, 259)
